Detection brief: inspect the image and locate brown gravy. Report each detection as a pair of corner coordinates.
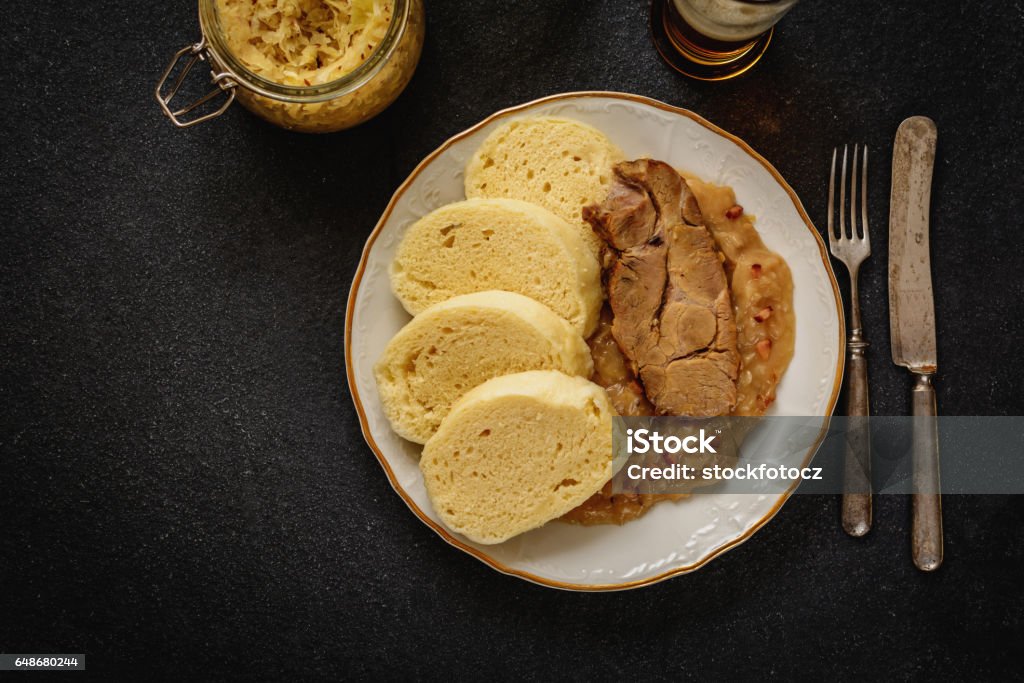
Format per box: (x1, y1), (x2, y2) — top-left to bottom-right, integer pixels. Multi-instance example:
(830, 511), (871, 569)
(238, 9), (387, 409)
(685, 175), (796, 417)
(561, 175), (796, 526)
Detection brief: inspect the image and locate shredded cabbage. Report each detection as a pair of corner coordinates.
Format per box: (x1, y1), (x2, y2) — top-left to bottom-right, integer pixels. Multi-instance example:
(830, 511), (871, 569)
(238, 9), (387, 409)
(216, 0), (394, 86)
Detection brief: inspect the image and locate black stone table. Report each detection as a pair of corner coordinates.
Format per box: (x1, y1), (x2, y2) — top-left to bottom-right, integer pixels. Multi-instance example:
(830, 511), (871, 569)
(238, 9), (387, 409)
(2, 1), (1022, 678)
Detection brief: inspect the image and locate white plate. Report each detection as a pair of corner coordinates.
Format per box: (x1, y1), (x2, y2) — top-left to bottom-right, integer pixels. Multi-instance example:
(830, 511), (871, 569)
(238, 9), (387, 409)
(346, 92), (844, 590)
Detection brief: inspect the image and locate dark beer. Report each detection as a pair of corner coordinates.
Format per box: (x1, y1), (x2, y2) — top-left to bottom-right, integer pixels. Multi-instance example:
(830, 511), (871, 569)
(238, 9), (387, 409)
(651, 0), (799, 81)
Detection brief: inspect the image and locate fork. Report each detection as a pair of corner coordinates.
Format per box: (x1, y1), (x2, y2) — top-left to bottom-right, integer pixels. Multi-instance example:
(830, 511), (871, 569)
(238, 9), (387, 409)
(828, 145), (873, 537)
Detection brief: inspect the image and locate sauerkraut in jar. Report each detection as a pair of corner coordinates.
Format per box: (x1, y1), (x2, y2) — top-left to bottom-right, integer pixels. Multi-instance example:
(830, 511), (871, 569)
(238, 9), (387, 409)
(156, 0), (423, 132)
(215, 0), (394, 87)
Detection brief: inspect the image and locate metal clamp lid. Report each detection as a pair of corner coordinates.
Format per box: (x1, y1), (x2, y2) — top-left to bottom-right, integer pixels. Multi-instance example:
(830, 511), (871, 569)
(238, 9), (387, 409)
(155, 37), (237, 128)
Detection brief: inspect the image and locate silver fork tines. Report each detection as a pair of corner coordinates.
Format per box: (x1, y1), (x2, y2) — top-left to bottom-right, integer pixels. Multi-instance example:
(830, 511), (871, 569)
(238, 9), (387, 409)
(829, 145), (871, 261)
(828, 144), (873, 538)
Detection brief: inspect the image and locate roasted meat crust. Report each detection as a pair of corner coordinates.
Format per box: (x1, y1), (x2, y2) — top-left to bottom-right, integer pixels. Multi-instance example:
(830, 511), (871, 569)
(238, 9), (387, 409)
(584, 159), (739, 417)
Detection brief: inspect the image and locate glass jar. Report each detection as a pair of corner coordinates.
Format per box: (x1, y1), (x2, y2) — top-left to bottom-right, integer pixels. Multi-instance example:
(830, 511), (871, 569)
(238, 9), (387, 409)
(156, 0), (425, 132)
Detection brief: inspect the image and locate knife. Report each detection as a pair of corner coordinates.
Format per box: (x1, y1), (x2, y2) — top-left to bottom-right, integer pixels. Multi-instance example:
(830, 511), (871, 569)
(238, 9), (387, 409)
(889, 116), (942, 571)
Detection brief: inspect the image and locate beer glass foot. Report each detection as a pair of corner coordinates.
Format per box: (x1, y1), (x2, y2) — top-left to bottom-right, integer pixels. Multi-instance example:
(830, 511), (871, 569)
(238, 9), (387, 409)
(650, 0), (774, 81)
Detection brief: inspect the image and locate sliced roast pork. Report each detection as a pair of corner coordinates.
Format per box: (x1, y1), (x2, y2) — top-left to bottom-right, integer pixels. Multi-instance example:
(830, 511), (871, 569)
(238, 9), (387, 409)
(583, 159), (739, 416)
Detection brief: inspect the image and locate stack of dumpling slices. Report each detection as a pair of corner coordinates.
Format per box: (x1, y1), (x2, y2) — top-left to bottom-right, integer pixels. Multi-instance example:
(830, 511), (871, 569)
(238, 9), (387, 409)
(376, 117), (624, 545)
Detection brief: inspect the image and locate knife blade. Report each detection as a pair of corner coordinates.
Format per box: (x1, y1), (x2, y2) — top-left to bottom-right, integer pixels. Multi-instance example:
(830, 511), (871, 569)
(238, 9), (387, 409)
(889, 116), (938, 372)
(889, 115), (942, 571)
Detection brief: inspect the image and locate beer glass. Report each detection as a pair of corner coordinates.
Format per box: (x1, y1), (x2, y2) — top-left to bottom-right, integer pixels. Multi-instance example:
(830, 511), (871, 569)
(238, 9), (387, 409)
(651, 0), (800, 81)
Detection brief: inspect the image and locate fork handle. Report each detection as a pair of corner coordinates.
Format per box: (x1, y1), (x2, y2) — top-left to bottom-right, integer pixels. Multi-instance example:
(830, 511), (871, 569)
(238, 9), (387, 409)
(911, 373), (943, 571)
(842, 331), (872, 536)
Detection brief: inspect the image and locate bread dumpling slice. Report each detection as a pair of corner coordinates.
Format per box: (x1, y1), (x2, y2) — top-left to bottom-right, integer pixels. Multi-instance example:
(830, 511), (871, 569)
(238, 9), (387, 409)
(374, 290), (594, 444)
(421, 370), (615, 545)
(390, 198), (601, 336)
(464, 116), (623, 257)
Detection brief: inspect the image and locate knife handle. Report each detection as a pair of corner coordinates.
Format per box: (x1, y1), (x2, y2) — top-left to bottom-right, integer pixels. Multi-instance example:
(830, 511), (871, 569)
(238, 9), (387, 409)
(911, 373), (943, 571)
(842, 334), (872, 537)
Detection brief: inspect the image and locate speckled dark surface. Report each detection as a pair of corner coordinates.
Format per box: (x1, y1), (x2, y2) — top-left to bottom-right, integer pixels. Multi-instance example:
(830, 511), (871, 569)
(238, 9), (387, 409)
(2, 0), (1023, 679)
